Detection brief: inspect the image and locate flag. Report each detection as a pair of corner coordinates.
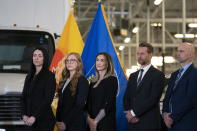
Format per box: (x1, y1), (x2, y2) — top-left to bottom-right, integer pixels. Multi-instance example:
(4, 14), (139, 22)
(49, 1), (84, 131)
(81, 2), (128, 131)
(50, 3), (84, 83)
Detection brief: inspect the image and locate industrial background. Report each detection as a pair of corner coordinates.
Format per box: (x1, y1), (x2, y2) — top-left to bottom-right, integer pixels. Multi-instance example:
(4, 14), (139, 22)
(73, 0), (197, 76)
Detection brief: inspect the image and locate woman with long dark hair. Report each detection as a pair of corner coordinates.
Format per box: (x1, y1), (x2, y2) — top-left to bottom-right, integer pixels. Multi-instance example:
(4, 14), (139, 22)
(56, 52), (89, 131)
(21, 47), (56, 131)
(87, 52), (118, 131)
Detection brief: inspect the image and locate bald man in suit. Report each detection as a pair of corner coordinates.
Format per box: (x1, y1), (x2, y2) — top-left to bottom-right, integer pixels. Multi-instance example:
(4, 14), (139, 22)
(162, 42), (197, 131)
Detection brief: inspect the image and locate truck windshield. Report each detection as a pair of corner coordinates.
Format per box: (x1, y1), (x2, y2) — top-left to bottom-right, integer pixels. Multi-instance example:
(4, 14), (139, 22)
(0, 30), (55, 73)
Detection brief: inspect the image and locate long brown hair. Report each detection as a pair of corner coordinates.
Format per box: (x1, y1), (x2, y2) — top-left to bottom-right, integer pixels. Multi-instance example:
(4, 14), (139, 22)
(59, 52), (83, 96)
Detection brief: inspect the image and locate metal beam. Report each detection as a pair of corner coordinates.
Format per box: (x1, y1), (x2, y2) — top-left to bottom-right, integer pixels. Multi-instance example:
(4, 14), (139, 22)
(131, 1), (145, 17)
(147, 0), (150, 43)
(162, 0), (166, 53)
(129, 18), (197, 23)
(165, 29), (177, 44)
(81, 2), (95, 17)
(114, 43), (197, 48)
(182, 0), (186, 37)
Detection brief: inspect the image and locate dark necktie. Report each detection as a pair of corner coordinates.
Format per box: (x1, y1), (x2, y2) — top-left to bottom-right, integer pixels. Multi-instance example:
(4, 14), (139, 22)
(137, 69), (144, 86)
(173, 68), (184, 90)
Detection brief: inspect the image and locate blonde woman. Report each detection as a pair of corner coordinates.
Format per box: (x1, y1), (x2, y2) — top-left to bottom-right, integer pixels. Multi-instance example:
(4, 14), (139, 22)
(56, 52), (89, 131)
(87, 52), (118, 131)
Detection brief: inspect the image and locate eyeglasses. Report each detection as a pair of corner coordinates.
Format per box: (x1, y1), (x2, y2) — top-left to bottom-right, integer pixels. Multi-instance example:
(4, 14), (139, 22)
(66, 59), (77, 63)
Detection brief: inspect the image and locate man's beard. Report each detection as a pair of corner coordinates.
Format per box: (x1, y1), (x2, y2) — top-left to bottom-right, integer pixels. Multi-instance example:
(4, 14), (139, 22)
(138, 59), (148, 66)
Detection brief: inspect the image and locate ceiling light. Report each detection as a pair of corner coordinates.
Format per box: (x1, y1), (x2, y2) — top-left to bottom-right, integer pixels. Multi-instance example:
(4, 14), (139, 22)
(185, 34), (195, 38)
(119, 46), (125, 51)
(188, 23), (197, 28)
(164, 56), (176, 63)
(151, 56), (176, 66)
(151, 23), (158, 27)
(120, 29), (128, 36)
(132, 27), (139, 33)
(174, 34), (195, 38)
(124, 37), (131, 43)
(151, 23), (162, 27)
(154, 0), (163, 5)
(158, 23), (162, 26)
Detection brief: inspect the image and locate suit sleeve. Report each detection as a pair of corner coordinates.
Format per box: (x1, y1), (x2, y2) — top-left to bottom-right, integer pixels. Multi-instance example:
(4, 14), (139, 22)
(171, 70), (197, 122)
(102, 77), (118, 116)
(65, 76), (89, 124)
(123, 74), (133, 111)
(162, 73), (175, 113)
(21, 75), (29, 116)
(56, 90), (62, 121)
(32, 72), (56, 119)
(133, 71), (165, 117)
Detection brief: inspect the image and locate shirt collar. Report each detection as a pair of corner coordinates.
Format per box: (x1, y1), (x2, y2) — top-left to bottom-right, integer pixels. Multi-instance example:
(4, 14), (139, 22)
(140, 64), (151, 73)
(181, 62), (192, 72)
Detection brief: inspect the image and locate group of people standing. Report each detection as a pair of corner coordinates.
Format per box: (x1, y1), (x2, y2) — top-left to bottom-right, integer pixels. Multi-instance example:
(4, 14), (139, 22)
(21, 41), (197, 131)
(21, 48), (117, 131)
(124, 42), (197, 131)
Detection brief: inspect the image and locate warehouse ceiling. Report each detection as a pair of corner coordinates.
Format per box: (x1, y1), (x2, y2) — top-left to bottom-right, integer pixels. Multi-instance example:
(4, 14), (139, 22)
(75, 0), (197, 42)
(74, 0), (197, 74)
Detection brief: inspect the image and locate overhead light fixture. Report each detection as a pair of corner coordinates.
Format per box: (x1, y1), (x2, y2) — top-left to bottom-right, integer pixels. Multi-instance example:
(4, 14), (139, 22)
(119, 46), (125, 51)
(132, 27), (139, 33)
(120, 29), (128, 36)
(188, 23), (197, 28)
(154, 0), (163, 5)
(151, 56), (176, 66)
(174, 34), (195, 38)
(151, 23), (162, 27)
(164, 56), (176, 63)
(124, 37), (131, 43)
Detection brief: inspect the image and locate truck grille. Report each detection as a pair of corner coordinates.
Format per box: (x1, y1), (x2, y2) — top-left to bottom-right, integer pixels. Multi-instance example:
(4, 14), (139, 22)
(0, 93), (24, 125)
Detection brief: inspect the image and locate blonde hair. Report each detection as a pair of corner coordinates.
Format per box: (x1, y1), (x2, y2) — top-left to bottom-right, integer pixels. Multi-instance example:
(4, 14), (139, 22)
(59, 52), (83, 96)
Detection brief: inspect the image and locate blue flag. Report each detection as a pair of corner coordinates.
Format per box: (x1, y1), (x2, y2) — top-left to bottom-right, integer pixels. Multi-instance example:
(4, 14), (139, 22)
(81, 2), (128, 131)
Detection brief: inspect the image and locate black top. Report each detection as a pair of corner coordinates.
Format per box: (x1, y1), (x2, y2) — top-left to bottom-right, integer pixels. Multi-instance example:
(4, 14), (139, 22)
(56, 75), (89, 131)
(21, 69), (56, 131)
(87, 76), (118, 131)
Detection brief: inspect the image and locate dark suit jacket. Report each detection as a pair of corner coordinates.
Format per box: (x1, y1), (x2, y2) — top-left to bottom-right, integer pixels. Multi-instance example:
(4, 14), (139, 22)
(124, 66), (165, 130)
(21, 69), (56, 131)
(163, 64), (197, 131)
(56, 75), (89, 131)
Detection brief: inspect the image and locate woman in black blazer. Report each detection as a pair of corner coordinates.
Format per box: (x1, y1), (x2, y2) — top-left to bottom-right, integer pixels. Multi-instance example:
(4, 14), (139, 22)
(21, 47), (56, 131)
(87, 52), (118, 131)
(56, 52), (89, 131)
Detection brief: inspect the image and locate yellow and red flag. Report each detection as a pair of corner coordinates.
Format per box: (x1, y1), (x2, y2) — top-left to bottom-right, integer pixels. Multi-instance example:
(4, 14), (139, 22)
(50, 2), (84, 84)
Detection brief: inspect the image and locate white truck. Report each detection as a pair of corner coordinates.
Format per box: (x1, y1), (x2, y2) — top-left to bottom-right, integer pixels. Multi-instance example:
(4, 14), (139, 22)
(0, 0), (68, 129)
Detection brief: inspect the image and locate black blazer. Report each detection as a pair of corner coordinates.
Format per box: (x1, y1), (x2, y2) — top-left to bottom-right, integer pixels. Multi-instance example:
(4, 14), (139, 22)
(21, 69), (56, 131)
(163, 64), (197, 131)
(124, 66), (165, 130)
(87, 76), (118, 131)
(56, 75), (89, 131)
